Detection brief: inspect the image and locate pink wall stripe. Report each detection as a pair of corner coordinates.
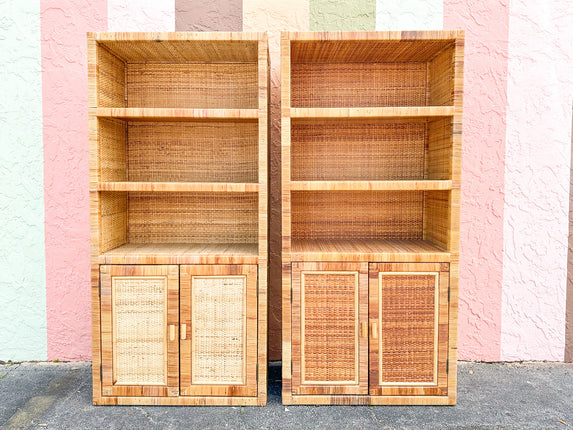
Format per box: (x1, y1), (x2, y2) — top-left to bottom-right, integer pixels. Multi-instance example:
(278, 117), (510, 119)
(501, 0), (573, 361)
(41, 0), (107, 361)
(444, 0), (510, 361)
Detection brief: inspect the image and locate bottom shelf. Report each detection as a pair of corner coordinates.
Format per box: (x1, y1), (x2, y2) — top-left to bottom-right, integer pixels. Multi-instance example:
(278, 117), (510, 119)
(291, 239), (449, 262)
(98, 243), (259, 265)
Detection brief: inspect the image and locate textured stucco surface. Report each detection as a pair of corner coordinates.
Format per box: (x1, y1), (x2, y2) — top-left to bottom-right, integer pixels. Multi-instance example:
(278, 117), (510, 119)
(444, 0), (509, 361)
(108, 0), (174, 31)
(310, 0), (375, 31)
(244, 0), (310, 360)
(376, 0), (443, 30)
(41, 0), (107, 361)
(0, 0), (47, 361)
(176, 0), (242, 31)
(0, 0), (570, 362)
(501, 0), (573, 361)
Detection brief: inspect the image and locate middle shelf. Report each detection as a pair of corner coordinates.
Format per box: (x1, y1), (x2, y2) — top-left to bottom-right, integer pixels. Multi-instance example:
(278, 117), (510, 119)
(95, 116), (259, 184)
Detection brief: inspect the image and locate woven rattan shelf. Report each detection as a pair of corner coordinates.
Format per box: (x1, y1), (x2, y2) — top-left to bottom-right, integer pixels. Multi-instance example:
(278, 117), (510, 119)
(99, 243), (259, 265)
(97, 182), (260, 192)
(282, 31), (463, 406)
(289, 107), (454, 118)
(290, 181), (452, 191)
(291, 239), (449, 262)
(89, 32), (268, 406)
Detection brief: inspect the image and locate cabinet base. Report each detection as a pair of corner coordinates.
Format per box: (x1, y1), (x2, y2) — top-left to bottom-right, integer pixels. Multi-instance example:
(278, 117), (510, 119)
(93, 395), (266, 406)
(283, 393), (455, 406)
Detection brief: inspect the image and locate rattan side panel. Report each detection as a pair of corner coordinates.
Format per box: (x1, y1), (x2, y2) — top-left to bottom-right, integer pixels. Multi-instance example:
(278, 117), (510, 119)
(127, 121), (258, 183)
(127, 63), (258, 109)
(423, 191), (450, 250)
(291, 63), (427, 108)
(127, 192), (258, 244)
(191, 276), (246, 384)
(100, 192), (127, 253)
(99, 118), (127, 182)
(97, 45), (126, 108)
(379, 274), (436, 384)
(291, 191), (423, 241)
(291, 119), (426, 181)
(428, 46), (455, 107)
(426, 118), (453, 180)
(113, 277), (167, 385)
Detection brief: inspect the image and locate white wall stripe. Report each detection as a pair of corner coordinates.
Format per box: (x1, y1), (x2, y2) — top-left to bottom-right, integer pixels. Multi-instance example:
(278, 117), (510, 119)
(501, 0), (573, 361)
(375, 0), (443, 31)
(0, 0), (47, 360)
(108, 0), (175, 31)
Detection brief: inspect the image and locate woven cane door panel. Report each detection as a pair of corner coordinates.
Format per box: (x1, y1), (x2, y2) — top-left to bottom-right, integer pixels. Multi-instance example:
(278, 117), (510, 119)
(369, 263), (449, 396)
(113, 277), (166, 385)
(192, 277), (245, 384)
(291, 262), (368, 395)
(180, 265), (257, 397)
(100, 265), (179, 397)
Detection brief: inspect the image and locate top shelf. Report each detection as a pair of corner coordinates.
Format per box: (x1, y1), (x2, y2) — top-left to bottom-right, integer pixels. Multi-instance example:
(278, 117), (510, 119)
(93, 108), (260, 121)
(288, 107), (454, 119)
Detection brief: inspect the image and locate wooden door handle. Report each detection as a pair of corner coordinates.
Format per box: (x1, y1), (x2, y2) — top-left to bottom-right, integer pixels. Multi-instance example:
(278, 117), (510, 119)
(181, 323), (187, 340)
(371, 322), (378, 339)
(360, 322), (368, 338)
(169, 325), (176, 341)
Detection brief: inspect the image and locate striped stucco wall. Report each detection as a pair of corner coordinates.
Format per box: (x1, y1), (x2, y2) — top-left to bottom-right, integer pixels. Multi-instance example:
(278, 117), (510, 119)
(0, 0), (571, 362)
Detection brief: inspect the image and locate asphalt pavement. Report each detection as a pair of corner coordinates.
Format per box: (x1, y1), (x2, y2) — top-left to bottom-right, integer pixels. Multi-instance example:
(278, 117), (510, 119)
(0, 361), (571, 429)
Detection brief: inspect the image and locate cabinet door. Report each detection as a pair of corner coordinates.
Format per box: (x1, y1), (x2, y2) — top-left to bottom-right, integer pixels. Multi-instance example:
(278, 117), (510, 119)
(369, 263), (449, 396)
(179, 265), (258, 397)
(100, 265), (179, 397)
(291, 262), (368, 395)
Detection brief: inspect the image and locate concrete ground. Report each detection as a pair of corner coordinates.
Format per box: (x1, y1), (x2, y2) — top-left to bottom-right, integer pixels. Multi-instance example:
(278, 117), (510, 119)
(0, 362), (571, 430)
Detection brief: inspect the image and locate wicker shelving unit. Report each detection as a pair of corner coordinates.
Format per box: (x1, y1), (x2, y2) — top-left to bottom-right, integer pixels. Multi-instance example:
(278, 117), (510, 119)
(281, 31), (464, 405)
(88, 32), (268, 406)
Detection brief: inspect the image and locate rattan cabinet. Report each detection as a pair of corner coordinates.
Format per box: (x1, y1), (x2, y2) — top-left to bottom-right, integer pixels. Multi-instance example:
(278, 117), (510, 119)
(88, 32), (268, 406)
(281, 31), (464, 405)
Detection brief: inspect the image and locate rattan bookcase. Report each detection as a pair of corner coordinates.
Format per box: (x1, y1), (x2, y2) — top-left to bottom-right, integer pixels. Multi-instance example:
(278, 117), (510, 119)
(281, 31), (464, 405)
(88, 32), (268, 406)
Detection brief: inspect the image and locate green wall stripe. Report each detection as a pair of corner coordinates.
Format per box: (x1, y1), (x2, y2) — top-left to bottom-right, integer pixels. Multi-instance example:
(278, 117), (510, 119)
(310, 0), (376, 31)
(0, 0), (47, 361)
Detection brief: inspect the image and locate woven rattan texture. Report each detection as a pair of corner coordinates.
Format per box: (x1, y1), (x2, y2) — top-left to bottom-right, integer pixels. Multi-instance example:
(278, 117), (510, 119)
(380, 274), (435, 383)
(113, 277), (166, 385)
(99, 118), (127, 182)
(127, 192), (258, 244)
(303, 272), (357, 383)
(101, 40), (258, 63)
(291, 191), (424, 241)
(291, 63), (427, 108)
(426, 118), (453, 180)
(97, 46), (126, 108)
(126, 121), (258, 182)
(290, 40), (454, 64)
(192, 276), (245, 384)
(428, 48), (455, 106)
(423, 191), (450, 250)
(291, 119), (426, 181)
(100, 192), (127, 253)
(126, 63), (258, 109)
